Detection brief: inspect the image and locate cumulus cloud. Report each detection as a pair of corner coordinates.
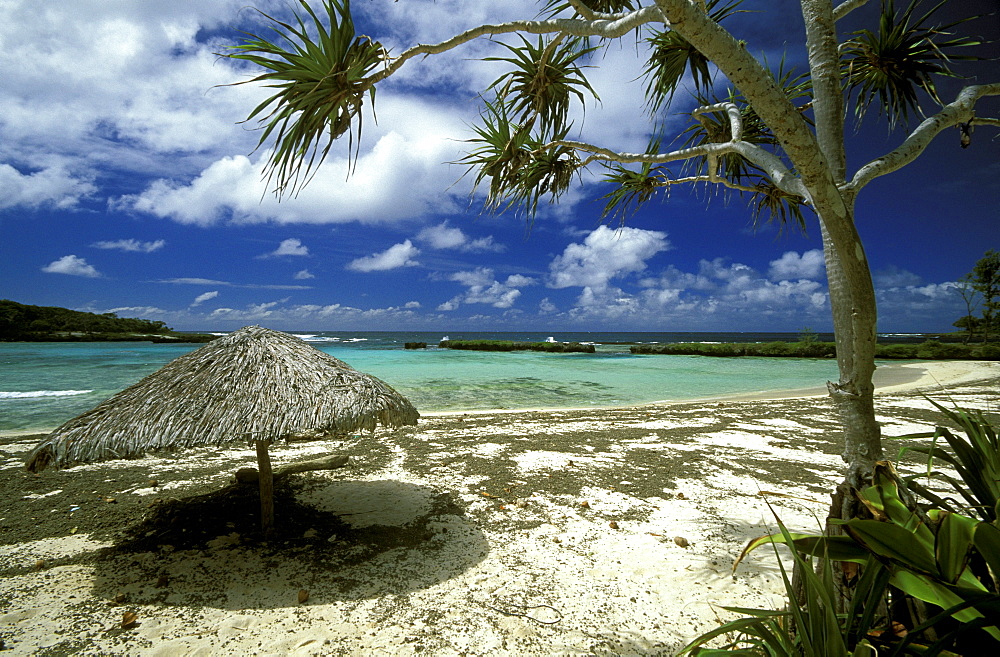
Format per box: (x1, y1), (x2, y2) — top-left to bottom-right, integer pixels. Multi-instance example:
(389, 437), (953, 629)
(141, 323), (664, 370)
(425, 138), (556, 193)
(768, 249), (825, 281)
(0, 164), (96, 211)
(0, 2), (268, 194)
(417, 222), (503, 252)
(294, 269), (315, 280)
(542, 254), (833, 329)
(262, 238), (309, 258)
(92, 238), (165, 253)
(41, 255), (101, 277)
(121, 95), (474, 226)
(438, 267), (535, 311)
(873, 265), (923, 289)
(548, 225), (671, 290)
(347, 240), (421, 272)
(190, 291), (219, 307)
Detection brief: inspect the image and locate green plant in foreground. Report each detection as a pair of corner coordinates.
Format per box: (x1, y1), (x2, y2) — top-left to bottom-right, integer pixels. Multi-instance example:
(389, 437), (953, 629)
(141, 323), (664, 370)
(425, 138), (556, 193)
(706, 462), (1000, 655)
(896, 400), (1000, 523)
(678, 512), (888, 656)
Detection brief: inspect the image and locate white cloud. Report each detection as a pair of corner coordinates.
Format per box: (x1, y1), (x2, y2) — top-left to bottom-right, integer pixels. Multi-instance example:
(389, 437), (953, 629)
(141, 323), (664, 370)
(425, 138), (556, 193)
(347, 240), (421, 272)
(505, 274), (537, 287)
(768, 249), (825, 281)
(418, 222), (467, 249)
(539, 298), (558, 313)
(450, 268), (496, 288)
(121, 95), (474, 226)
(41, 255), (101, 277)
(0, 2), (268, 191)
(92, 238), (166, 253)
(873, 265), (923, 289)
(548, 226), (671, 290)
(263, 238), (309, 258)
(157, 277), (311, 290)
(439, 267), (535, 311)
(417, 221), (503, 252)
(0, 164), (96, 210)
(294, 269), (315, 280)
(191, 291), (219, 307)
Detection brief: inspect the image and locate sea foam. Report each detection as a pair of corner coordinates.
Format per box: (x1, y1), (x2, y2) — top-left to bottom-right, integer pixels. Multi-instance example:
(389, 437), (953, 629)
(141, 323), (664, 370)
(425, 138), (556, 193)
(0, 390), (92, 399)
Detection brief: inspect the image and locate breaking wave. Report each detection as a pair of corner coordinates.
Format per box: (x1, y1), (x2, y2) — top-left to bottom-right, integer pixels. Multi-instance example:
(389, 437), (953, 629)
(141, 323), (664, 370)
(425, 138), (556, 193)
(0, 390), (92, 399)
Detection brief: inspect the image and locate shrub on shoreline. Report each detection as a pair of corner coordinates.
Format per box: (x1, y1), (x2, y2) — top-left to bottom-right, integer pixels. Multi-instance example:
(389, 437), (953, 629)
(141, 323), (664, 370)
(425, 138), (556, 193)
(630, 340), (998, 360)
(439, 340), (595, 353)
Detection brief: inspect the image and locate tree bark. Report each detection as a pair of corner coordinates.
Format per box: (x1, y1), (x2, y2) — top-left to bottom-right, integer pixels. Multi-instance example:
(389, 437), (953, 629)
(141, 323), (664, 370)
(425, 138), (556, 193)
(817, 206), (882, 498)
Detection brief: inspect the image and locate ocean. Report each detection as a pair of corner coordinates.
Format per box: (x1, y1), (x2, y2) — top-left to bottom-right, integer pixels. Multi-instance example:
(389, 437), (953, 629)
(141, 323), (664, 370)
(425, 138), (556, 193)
(0, 331), (846, 433)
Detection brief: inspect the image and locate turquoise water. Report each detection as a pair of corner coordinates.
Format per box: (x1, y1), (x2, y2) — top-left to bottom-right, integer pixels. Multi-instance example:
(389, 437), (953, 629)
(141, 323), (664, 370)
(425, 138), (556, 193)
(0, 332), (841, 433)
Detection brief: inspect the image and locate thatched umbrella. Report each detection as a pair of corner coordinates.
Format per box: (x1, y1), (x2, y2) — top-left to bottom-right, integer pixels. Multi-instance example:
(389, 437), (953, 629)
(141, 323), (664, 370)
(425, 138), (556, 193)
(25, 325), (419, 535)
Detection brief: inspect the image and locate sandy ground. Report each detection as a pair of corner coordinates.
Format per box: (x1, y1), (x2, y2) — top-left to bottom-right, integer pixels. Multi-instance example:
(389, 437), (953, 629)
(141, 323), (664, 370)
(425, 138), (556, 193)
(0, 360), (996, 656)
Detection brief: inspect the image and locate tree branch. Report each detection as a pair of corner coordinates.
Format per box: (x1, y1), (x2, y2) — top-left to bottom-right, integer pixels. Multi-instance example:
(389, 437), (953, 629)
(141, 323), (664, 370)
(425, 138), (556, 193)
(833, 0), (871, 21)
(652, 0), (840, 215)
(846, 83), (1000, 194)
(369, 7), (666, 85)
(802, 0), (846, 181)
(551, 102), (808, 198)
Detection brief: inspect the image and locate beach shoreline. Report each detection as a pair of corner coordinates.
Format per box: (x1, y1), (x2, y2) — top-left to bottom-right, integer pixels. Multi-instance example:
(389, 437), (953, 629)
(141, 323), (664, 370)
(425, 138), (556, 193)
(2, 359), (992, 436)
(1, 362), (997, 655)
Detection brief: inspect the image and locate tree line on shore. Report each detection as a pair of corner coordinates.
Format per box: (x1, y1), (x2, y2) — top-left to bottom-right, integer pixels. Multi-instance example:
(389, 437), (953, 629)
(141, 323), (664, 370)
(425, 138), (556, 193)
(953, 250), (1000, 343)
(0, 300), (213, 342)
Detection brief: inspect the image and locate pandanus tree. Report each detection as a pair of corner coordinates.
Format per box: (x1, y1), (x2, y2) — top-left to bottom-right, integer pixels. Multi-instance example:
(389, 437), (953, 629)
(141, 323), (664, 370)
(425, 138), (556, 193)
(224, 0), (999, 520)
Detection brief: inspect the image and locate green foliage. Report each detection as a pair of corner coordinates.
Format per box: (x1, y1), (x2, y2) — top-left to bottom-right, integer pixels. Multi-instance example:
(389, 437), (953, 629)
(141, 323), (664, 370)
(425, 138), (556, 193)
(630, 341), (837, 358)
(542, 0), (637, 15)
(459, 100), (582, 216)
(896, 401), (1000, 523)
(719, 461), (1000, 654)
(630, 340), (998, 360)
(641, 0), (745, 112)
(0, 299), (175, 340)
(439, 339), (595, 353)
(485, 35), (599, 133)
(672, 61), (813, 229)
(799, 327), (819, 343)
(971, 250), (1000, 341)
(223, 0), (386, 198)
(598, 136), (670, 223)
(842, 0), (983, 128)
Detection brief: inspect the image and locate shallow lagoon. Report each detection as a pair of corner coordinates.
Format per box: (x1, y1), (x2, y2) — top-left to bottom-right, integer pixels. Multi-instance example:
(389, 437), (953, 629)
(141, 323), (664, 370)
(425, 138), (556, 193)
(0, 334), (842, 432)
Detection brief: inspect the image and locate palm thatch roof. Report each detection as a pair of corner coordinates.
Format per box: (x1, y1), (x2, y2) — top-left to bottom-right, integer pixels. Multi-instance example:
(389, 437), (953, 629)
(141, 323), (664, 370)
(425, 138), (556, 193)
(25, 326), (419, 472)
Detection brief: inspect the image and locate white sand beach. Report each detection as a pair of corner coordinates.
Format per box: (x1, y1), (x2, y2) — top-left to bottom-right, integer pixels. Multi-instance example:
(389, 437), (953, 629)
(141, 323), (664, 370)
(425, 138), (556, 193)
(0, 360), (996, 655)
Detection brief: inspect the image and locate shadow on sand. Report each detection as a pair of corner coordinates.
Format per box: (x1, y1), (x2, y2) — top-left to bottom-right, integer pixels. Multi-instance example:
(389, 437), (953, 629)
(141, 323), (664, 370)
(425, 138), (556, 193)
(90, 475), (489, 610)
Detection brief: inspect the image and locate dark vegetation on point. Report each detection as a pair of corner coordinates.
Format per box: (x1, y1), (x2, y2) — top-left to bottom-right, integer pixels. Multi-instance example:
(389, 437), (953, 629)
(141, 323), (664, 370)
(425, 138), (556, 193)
(0, 300), (215, 343)
(439, 339), (596, 353)
(632, 340), (1000, 360)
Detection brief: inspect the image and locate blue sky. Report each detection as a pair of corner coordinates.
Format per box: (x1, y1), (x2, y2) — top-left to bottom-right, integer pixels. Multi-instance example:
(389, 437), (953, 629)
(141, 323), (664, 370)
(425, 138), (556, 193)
(1, 0), (997, 333)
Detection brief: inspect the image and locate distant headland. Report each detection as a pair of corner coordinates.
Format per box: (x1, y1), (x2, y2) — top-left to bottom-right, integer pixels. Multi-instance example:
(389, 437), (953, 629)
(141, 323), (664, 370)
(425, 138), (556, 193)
(0, 300), (215, 343)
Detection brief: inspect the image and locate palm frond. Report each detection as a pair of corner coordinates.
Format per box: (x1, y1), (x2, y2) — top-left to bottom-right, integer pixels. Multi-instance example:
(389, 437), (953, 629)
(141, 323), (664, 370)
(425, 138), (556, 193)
(485, 35), (599, 134)
(457, 100), (582, 217)
(599, 135), (671, 222)
(223, 0), (386, 198)
(540, 1), (637, 18)
(642, 0), (746, 113)
(842, 0), (984, 128)
(672, 60), (811, 229)
(678, 60), (811, 184)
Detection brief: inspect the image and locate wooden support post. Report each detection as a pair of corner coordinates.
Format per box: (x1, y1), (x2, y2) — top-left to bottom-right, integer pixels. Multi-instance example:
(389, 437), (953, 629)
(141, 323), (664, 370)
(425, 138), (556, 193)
(255, 439), (274, 538)
(235, 454), (350, 484)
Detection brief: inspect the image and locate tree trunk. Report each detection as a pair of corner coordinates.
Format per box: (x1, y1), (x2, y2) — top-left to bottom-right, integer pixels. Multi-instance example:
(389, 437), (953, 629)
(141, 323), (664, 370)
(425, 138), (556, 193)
(817, 206), (882, 508)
